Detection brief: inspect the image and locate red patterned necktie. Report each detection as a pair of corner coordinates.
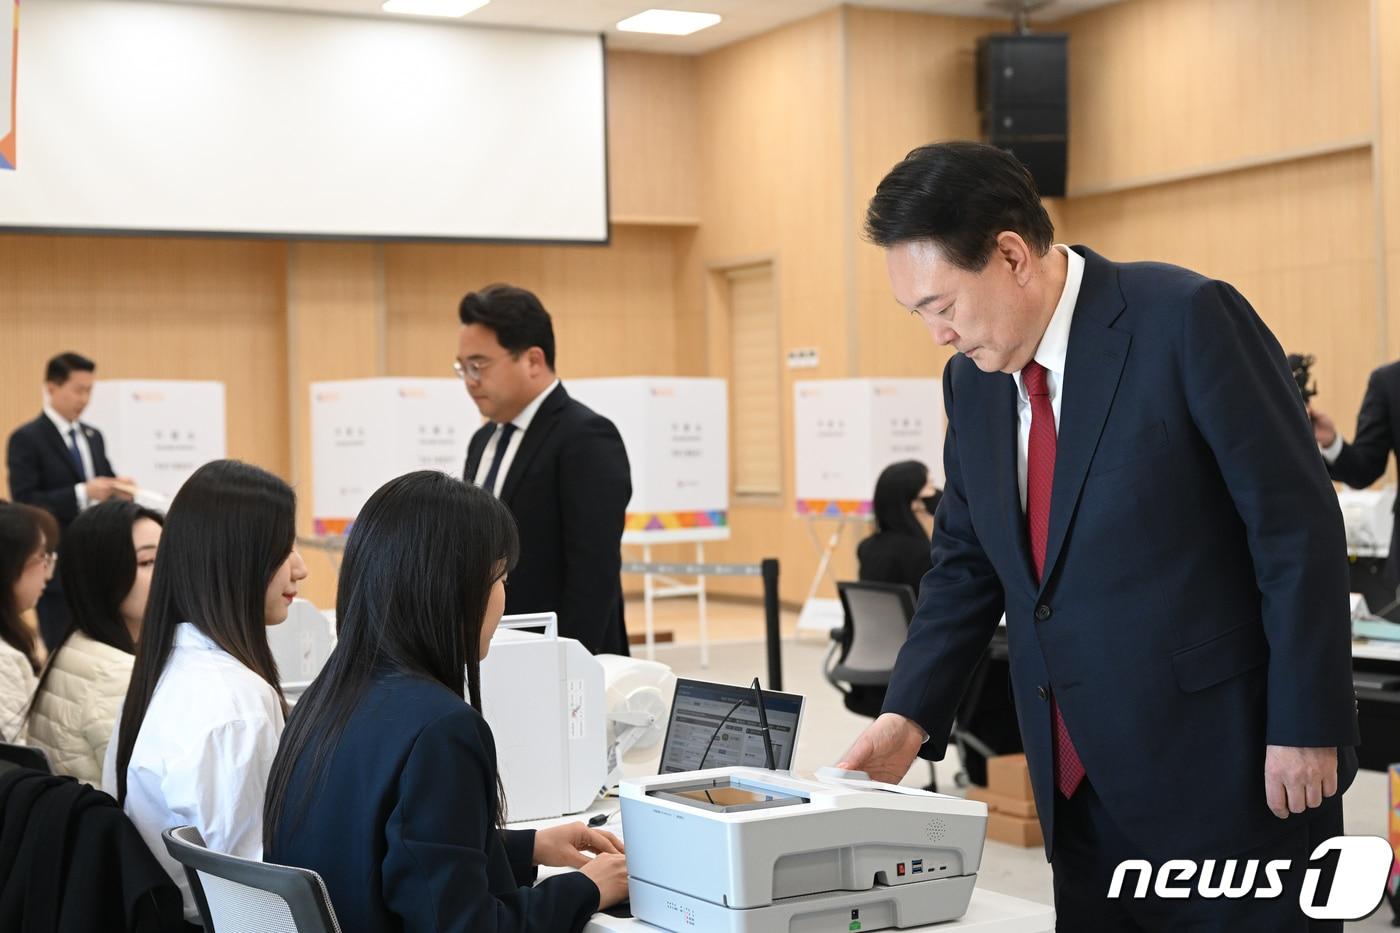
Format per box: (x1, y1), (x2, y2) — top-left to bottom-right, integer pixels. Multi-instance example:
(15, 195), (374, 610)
(1023, 360), (1086, 799)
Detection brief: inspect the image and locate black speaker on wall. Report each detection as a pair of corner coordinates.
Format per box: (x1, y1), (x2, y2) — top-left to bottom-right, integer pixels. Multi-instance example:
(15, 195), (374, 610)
(976, 33), (1068, 197)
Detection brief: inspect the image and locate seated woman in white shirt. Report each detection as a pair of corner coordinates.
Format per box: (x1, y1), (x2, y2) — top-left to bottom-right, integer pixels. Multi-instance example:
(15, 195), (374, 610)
(0, 503), (48, 744)
(28, 501), (163, 784)
(104, 460), (308, 924)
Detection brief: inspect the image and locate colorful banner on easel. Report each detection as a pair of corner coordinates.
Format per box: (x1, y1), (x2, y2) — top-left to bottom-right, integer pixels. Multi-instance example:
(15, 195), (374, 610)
(0, 0), (15, 170)
(624, 510), (728, 533)
(795, 498), (872, 517)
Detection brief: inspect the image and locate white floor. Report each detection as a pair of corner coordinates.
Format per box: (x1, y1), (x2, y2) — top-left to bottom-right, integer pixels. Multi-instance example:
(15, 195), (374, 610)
(643, 636), (1397, 930)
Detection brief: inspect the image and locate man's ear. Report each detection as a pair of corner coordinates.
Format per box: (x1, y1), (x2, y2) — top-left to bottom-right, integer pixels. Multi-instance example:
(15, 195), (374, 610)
(527, 346), (549, 374)
(994, 231), (1036, 286)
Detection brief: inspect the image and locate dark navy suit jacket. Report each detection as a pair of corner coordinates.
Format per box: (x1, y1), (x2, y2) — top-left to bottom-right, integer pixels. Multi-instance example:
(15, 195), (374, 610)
(1325, 359), (1400, 576)
(6, 414), (115, 526)
(268, 671), (600, 933)
(882, 247), (1360, 862)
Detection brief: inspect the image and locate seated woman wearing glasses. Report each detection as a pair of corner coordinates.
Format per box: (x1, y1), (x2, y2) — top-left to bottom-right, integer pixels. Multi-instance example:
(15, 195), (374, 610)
(265, 472), (628, 933)
(0, 503), (49, 743)
(28, 501), (163, 784)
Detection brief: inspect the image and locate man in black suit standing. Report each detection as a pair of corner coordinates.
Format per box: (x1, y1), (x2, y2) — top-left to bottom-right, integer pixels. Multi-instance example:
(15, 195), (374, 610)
(7, 352), (134, 647)
(1311, 362), (1400, 577)
(459, 285), (632, 656)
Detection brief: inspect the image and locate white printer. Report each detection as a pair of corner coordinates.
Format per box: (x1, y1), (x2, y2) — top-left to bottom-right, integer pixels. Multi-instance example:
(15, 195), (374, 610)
(480, 613), (607, 821)
(620, 766), (988, 933)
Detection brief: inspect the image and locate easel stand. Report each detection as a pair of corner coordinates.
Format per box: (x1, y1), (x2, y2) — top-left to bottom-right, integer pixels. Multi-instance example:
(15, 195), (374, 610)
(796, 514), (871, 634)
(624, 528), (731, 664)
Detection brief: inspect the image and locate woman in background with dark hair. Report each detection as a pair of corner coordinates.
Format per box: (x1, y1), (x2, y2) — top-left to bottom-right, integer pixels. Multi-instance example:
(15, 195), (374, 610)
(858, 459), (940, 591)
(265, 471), (626, 933)
(0, 503), (48, 742)
(104, 460), (307, 924)
(28, 500), (163, 784)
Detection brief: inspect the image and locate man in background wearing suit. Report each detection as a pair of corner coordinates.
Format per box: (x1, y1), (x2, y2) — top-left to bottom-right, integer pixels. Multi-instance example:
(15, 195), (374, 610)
(836, 143), (1358, 930)
(459, 285), (632, 656)
(7, 352), (134, 647)
(1311, 363), (1400, 578)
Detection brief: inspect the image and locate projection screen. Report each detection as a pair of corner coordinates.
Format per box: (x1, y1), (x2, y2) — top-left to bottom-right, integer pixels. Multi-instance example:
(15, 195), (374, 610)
(0, 0), (609, 242)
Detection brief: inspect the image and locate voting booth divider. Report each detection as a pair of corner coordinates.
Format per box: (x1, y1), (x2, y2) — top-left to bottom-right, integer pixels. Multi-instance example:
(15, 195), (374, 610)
(82, 379), (228, 505)
(792, 379), (944, 632)
(569, 378), (729, 663)
(309, 378), (480, 537)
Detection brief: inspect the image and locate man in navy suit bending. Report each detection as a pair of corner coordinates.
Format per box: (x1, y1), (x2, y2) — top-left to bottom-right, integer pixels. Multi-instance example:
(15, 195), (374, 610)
(836, 143), (1359, 931)
(7, 352), (134, 647)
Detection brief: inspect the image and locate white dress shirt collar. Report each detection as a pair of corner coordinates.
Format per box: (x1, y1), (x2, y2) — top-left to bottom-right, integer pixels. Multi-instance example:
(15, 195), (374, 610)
(172, 621), (222, 651)
(1013, 244), (1085, 402)
(509, 378), (560, 432)
(43, 401), (79, 436)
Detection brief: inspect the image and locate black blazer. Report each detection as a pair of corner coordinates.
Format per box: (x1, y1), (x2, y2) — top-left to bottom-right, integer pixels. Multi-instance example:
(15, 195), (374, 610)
(857, 530), (933, 593)
(6, 414), (115, 526)
(0, 769), (186, 932)
(267, 671), (600, 933)
(882, 247), (1359, 862)
(465, 384), (632, 655)
(1326, 359), (1400, 576)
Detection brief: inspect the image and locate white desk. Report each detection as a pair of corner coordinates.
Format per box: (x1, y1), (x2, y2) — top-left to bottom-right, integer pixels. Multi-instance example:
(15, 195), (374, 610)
(1353, 639), (1400, 662)
(512, 802), (1056, 933)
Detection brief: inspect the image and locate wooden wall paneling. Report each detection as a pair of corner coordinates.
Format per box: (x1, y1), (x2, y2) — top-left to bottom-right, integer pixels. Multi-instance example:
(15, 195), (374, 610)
(0, 235), (288, 501)
(606, 51), (701, 224)
(1059, 148), (1378, 456)
(1376, 0), (1400, 361)
(384, 226), (680, 382)
(286, 241), (385, 609)
(1062, 0), (1372, 194)
(691, 9), (853, 605)
(845, 7), (1002, 380)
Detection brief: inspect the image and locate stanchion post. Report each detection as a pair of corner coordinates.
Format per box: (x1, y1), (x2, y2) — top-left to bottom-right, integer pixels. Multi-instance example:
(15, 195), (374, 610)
(762, 558), (781, 691)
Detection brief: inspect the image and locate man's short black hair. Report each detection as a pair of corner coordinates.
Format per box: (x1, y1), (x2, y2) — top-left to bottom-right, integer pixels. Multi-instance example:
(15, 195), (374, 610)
(864, 141), (1055, 271)
(458, 284), (556, 371)
(45, 352), (96, 385)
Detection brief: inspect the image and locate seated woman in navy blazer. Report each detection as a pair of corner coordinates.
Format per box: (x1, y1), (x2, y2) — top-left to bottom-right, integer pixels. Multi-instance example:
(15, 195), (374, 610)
(263, 471), (628, 933)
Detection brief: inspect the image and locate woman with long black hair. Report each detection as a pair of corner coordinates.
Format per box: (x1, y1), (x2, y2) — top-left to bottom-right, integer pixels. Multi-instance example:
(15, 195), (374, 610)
(857, 459), (941, 591)
(265, 471), (627, 933)
(104, 460), (307, 924)
(0, 502), (48, 743)
(28, 500), (163, 784)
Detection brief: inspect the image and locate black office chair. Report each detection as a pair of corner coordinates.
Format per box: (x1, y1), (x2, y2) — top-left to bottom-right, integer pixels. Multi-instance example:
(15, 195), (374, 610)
(824, 582), (1021, 789)
(162, 826), (341, 933)
(0, 742), (53, 775)
(825, 581), (945, 788)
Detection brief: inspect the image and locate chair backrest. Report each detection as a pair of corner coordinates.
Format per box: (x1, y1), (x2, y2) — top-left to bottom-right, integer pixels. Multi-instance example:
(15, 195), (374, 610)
(265, 599), (336, 697)
(161, 826), (341, 933)
(0, 742), (52, 775)
(833, 581), (917, 684)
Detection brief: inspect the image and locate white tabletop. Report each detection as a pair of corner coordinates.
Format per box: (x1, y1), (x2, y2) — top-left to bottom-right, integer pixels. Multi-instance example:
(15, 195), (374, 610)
(512, 802), (1055, 933)
(1353, 639), (1400, 661)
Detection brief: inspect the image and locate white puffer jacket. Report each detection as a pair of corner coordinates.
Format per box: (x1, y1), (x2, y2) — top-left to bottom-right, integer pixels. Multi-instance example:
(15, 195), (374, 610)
(0, 637), (38, 744)
(27, 631), (133, 784)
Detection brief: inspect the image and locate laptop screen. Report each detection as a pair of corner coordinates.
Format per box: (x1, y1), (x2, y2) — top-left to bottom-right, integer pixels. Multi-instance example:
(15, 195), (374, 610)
(658, 678), (804, 773)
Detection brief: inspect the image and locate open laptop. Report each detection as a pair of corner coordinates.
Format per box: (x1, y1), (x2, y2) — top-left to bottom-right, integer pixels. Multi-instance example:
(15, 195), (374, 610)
(657, 678), (805, 774)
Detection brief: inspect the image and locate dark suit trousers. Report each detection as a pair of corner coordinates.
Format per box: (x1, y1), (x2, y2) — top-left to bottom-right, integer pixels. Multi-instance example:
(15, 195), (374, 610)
(1052, 781), (1345, 932)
